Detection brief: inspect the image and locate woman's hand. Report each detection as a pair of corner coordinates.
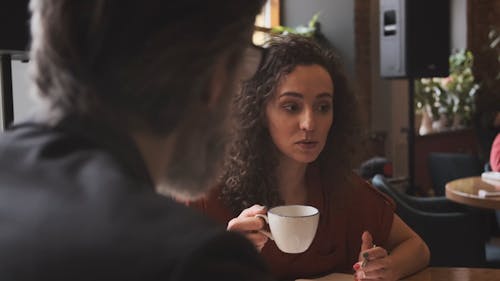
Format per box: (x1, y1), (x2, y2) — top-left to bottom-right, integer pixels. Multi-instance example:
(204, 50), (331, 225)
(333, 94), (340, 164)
(227, 204), (269, 251)
(353, 231), (397, 281)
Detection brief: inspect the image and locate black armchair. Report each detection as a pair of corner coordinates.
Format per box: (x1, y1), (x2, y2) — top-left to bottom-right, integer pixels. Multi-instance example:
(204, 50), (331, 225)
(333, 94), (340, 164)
(428, 152), (483, 196)
(371, 174), (488, 267)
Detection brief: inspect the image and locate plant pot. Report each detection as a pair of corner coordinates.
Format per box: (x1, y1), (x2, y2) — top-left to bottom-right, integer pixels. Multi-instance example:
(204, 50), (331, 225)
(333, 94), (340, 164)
(451, 114), (465, 130)
(432, 114), (448, 132)
(419, 108), (433, 135)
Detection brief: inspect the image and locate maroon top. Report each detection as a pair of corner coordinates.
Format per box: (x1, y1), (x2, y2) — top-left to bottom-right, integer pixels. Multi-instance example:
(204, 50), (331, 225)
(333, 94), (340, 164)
(191, 167), (395, 280)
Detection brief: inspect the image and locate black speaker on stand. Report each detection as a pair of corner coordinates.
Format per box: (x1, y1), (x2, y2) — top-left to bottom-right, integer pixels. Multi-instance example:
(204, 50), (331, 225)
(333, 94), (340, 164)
(379, 0), (450, 194)
(0, 0), (30, 130)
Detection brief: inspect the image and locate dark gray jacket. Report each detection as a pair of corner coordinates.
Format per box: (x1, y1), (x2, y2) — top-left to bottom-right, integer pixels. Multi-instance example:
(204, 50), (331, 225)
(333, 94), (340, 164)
(0, 117), (272, 281)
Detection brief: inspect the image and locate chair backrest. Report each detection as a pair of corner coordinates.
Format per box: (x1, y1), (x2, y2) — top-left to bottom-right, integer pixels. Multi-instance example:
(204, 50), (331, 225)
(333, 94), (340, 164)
(428, 152), (483, 196)
(371, 174), (487, 267)
(358, 157), (393, 179)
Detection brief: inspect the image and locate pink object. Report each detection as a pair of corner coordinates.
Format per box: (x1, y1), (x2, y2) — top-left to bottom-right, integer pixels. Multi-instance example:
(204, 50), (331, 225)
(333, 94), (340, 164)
(491, 133), (500, 172)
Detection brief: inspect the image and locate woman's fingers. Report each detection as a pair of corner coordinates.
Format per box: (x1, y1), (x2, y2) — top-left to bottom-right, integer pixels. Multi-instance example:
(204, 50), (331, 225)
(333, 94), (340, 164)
(227, 205), (270, 251)
(246, 231), (269, 251)
(227, 215), (269, 252)
(360, 231), (373, 252)
(227, 217), (269, 251)
(360, 247), (389, 273)
(363, 246), (389, 261)
(228, 215), (266, 231)
(354, 246), (393, 281)
(358, 231), (374, 261)
(356, 267), (386, 280)
(228, 204), (267, 231)
(356, 254), (395, 281)
(239, 204), (267, 217)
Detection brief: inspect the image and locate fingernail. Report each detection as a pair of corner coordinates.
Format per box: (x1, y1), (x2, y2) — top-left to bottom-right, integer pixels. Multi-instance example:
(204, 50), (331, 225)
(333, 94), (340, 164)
(353, 262), (361, 270)
(363, 252), (369, 259)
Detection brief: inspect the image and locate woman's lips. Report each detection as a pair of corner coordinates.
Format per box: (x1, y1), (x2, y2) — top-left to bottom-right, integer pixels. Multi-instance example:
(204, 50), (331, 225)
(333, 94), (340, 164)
(296, 141), (319, 150)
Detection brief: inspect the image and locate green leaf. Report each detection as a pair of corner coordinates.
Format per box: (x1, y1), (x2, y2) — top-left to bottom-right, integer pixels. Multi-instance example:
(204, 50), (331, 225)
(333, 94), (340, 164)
(308, 12), (321, 28)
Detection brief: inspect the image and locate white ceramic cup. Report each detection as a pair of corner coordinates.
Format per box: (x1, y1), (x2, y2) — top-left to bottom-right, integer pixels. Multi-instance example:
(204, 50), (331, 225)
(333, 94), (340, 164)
(256, 205), (319, 254)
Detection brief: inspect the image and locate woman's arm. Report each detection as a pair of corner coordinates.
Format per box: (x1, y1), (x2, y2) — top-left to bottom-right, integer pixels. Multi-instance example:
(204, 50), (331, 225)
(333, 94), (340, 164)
(384, 215), (430, 279)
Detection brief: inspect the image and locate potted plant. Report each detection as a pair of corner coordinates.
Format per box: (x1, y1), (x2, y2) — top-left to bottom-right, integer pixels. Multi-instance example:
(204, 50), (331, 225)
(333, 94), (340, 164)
(441, 50), (480, 128)
(415, 77), (450, 134)
(270, 12), (319, 37)
(265, 12), (333, 49)
(414, 50), (480, 134)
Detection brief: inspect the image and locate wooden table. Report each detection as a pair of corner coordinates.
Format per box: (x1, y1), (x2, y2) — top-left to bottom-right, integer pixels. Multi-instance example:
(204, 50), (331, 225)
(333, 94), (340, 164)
(445, 176), (500, 209)
(403, 267), (500, 281)
(298, 267), (500, 281)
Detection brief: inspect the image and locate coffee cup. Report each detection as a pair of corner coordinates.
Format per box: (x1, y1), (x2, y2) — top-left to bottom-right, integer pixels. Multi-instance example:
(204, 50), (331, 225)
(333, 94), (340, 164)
(256, 205), (319, 254)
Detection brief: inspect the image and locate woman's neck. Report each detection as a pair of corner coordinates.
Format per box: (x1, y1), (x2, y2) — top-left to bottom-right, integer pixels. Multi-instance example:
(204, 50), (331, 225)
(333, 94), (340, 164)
(276, 157), (308, 205)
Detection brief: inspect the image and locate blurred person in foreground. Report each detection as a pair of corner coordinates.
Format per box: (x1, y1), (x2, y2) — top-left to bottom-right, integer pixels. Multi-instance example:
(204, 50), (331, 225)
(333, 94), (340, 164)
(0, 0), (272, 280)
(192, 35), (429, 281)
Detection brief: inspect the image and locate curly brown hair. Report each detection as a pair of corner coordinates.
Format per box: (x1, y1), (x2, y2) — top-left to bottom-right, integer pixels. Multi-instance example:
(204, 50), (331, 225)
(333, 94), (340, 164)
(221, 35), (361, 214)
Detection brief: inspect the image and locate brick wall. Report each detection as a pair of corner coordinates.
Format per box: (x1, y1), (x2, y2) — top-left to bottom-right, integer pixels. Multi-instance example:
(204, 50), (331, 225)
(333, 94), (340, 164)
(354, 0), (372, 130)
(353, 0), (386, 167)
(467, 0), (500, 136)
(468, 0), (500, 80)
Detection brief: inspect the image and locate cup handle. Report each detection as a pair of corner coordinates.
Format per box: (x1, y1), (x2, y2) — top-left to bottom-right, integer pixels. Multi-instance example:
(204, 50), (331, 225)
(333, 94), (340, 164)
(255, 214), (274, 241)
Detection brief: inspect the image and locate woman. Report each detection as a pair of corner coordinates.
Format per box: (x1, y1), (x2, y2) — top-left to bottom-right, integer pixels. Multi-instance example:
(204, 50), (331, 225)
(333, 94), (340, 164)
(192, 35), (429, 281)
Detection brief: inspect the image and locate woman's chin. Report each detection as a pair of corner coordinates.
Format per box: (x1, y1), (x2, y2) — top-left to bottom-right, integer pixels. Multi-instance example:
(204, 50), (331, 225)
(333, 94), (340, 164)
(293, 154), (320, 164)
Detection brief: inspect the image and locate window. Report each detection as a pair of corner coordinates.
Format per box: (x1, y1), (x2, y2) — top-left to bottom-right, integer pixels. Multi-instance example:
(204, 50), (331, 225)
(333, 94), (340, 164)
(253, 0), (280, 45)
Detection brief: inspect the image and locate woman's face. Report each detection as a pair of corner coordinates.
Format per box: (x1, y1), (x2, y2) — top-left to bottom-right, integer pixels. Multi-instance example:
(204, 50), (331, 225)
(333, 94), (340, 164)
(265, 64), (334, 165)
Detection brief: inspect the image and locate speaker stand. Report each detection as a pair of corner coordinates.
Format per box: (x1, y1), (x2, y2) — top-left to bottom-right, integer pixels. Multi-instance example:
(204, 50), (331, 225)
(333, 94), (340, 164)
(1, 54), (14, 130)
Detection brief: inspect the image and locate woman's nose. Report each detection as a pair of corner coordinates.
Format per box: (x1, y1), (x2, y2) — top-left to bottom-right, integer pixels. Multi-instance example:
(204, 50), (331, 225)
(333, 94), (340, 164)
(300, 110), (315, 131)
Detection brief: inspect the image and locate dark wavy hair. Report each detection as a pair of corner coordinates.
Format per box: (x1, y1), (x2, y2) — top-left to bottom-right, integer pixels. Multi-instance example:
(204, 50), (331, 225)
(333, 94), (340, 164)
(29, 0), (265, 135)
(221, 35), (361, 213)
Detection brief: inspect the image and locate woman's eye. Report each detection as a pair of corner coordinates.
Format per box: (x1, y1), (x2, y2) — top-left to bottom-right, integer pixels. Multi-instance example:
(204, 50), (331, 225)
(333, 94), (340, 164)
(282, 103), (300, 112)
(316, 103), (331, 113)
